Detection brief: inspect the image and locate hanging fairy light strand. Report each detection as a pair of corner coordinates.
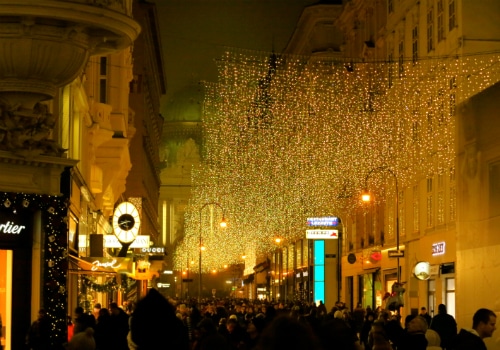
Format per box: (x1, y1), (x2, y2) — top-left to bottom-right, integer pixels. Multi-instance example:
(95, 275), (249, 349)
(173, 50), (500, 272)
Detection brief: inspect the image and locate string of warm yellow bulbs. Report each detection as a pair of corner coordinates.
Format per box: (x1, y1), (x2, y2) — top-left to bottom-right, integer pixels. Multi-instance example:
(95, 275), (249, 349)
(173, 50), (500, 273)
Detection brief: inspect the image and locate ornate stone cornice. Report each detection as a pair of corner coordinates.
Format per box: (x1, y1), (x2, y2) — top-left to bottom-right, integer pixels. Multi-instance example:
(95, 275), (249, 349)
(163, 121), (201, 142)
(0, 0), (140, 106)
(0, 150), (77, 195)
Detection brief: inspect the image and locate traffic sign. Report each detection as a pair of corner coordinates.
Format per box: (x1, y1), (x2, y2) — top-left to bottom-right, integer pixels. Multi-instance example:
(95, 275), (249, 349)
(388, 250), (404, 258)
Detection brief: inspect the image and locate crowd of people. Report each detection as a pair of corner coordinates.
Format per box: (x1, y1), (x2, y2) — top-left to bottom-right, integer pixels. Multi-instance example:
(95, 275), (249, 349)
(24, 291), (497, 350)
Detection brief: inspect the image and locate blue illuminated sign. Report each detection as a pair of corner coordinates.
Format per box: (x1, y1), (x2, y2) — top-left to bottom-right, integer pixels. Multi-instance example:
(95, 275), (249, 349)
(307, 216), (339, 227)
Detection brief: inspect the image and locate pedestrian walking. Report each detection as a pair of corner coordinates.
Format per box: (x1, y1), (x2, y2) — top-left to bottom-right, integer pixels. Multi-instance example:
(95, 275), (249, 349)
(448, 308), (496, 350)
(429, 304), (457, 349)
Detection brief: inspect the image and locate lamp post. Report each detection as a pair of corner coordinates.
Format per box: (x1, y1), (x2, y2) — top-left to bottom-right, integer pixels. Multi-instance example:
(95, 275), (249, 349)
(198, 202), (227, 302)
(361, 166), (400, 283)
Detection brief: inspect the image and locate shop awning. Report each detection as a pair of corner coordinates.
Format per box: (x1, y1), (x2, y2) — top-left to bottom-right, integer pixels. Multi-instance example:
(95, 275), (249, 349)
(68, 255), (132, 275)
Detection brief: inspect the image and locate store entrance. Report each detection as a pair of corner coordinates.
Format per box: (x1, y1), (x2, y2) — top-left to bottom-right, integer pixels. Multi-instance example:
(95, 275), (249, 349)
(0, 249), (12, 350)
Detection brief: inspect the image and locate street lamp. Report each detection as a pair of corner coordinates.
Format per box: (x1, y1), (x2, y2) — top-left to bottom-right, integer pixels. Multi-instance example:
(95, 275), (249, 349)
(361, 166), (401, 283)
(199, 202), (227, 302)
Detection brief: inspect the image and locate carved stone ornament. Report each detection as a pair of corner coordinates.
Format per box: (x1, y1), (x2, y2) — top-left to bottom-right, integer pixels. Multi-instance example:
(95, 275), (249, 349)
(0, 101), (66, 158)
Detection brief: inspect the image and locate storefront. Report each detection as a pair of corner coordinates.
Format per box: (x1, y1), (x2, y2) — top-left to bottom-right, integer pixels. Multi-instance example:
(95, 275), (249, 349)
(342, 246), (405, 313)
(0, 192), (69, 350)
(409, 231), (456, 318)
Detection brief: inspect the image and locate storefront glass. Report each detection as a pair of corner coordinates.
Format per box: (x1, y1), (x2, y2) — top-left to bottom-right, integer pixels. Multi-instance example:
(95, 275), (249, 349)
(0, 250), (12, 350)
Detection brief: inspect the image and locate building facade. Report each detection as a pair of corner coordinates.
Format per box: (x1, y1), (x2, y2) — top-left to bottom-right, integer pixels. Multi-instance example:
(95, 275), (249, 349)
(279, 0), (500, 339)
(0, 1), (168, 348)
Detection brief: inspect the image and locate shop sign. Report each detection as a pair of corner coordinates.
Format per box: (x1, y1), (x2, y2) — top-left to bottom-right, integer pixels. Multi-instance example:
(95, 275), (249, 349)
(0, 221), (26, 235)
(306, 217), (339, 227)
(347, 253), (357, 264)
(306, 229), (338, 239)
(388, 250), (404, 258)
(414, 261), (431, 280)
(432, 242), (445, 256)
(141, 247), (165, 254)
(80, 257), (131, 272)
(79, 235), (150, 248)
(90, 258), (121, 271)
(0, 214), (30, 246)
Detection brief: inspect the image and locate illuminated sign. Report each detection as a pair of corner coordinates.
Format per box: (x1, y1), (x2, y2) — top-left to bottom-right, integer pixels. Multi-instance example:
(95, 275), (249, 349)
(0, 221), (26, 234)
(432, 242), (445, 256)
(306, 217), (339, 227)
(306, 229), (338, 239)
(79, 235), (150, 248)
(157, 283), (171, 288)
(141, 247), (165, 254)
(91, 259), (121, 271)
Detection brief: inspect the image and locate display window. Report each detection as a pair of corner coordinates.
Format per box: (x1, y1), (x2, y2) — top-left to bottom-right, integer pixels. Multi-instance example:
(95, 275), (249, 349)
(0, 249), (12, 350)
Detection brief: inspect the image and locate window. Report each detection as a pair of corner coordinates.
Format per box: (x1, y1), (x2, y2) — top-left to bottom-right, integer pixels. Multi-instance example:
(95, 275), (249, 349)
(413, 185), (420, 232)
(445, 277), (456, 318)
(427, 177), (433, 228)
(427, 7), (434, 52)
(428, 279), (436, 316)
(450, 167), (456, 222)
(437, 0), (445, 42)
(449, 0), (456, 31)
(399, 37), (405, 76)
(99, 56), (108, 103)
(449, 77), (456, 116)
(412, 121), (420, 143)
(412, 26), (418, 63)
(388, 53), (394, 88)
(489, 162), (500, 217)
(398, 191), (405, 237)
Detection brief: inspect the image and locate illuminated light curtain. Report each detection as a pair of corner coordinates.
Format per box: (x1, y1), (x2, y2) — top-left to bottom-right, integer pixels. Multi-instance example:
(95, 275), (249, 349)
(173, 50), (500, 272)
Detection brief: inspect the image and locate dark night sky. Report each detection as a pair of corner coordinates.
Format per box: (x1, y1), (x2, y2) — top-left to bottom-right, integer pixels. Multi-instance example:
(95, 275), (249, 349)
(154, 0), (318, 114)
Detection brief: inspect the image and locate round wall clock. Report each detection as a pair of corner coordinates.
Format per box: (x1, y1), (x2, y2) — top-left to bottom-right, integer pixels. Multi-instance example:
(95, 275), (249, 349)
(112, 201), (141, 243)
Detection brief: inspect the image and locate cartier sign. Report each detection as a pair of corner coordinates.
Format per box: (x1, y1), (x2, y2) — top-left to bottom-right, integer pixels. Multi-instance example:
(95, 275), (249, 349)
(0, 221), (26, 235)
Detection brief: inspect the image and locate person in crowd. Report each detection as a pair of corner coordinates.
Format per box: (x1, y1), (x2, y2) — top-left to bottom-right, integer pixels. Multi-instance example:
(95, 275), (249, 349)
(398, 315), (429, 350)
(92, 303), (101, 321)
(93, 308), (113, 350)
(193, 317), (231, 350)
(254, 315), (323, 350)
(109, 302), (129, 350)
(371, 332), (393, 350)
(67, 315), (74, 342)
(243, 316), (267, 350)
(317, 300), (327, 318)
(223, 317), (247, 349)
(65, 327), (95, 350)
(359, 311), (376, 349)
(317, 312), (363, 350)
(352, 303), (365, 336)
(128, 288), (189, 350)
(73, 307), (96, 335)
(448, 308), (496, 350)
(429, 304), (457, 349)
(26, 309), (51, 350)
(426, 329), (442, 350)
(420, 307), (433, 327)
(368, 320), (389, 350)
(383, 314), (405, 347)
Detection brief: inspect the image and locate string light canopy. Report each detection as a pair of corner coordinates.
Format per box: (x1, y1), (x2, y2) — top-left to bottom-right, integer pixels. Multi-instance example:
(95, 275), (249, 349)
(173, 50), (500, 272)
